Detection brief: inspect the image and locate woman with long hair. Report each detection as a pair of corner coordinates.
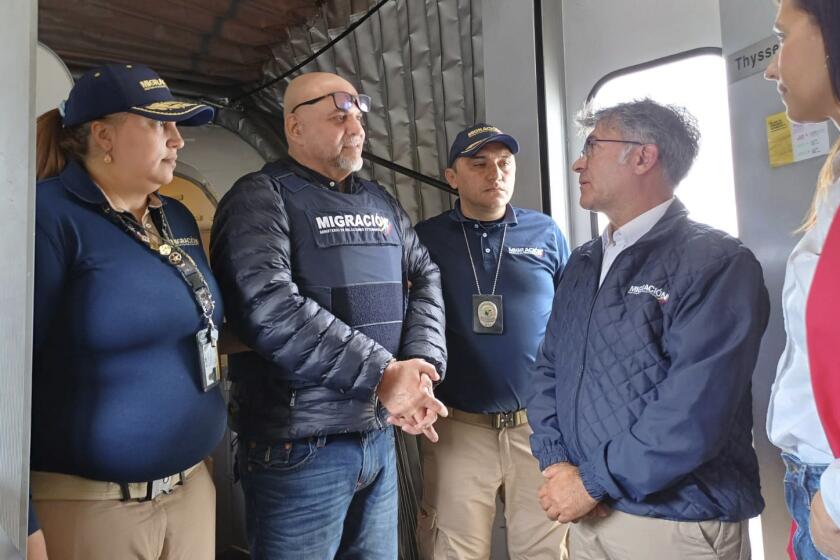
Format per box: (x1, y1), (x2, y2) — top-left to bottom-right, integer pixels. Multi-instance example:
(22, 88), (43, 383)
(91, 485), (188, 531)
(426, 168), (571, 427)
(765, 0), (840, 557)
(29, 63), (225, 560)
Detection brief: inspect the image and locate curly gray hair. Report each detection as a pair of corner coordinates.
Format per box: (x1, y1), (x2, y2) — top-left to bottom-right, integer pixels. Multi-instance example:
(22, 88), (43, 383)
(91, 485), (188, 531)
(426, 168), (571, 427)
(577, 98), (701, 186)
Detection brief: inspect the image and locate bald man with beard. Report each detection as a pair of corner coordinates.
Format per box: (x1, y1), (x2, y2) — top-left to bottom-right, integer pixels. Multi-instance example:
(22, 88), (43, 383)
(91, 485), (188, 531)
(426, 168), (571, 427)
(211, 72), (449, 559)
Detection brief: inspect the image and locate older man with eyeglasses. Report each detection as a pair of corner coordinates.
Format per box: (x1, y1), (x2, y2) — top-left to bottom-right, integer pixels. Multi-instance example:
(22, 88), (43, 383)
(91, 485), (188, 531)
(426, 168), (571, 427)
(527, 99), (770, 560)
(210, 72), (448, 559)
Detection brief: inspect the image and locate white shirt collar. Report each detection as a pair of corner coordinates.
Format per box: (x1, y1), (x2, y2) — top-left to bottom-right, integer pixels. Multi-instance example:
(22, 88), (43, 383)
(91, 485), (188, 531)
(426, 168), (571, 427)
(601, 197), (675, 250)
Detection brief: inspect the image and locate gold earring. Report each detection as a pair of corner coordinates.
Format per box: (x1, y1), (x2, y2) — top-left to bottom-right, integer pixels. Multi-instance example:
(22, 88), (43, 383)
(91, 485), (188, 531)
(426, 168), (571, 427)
(104, 153), (112, 164)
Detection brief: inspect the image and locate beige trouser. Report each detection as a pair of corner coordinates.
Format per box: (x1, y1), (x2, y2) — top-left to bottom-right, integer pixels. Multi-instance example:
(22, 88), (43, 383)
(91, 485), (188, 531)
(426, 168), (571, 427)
(418, 415), (568, 559)
(569, 508), (750, 560)
(33, 461), (215, 560)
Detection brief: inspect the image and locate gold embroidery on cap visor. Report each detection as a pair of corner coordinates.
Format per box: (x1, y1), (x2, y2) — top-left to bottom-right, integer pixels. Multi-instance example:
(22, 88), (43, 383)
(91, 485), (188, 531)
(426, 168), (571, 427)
(130, 100), (209, 117)
(460, 138), (496, 155)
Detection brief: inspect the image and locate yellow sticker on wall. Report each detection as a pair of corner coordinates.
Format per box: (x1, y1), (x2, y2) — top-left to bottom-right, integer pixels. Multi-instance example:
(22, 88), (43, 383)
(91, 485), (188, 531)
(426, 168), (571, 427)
(767, 112), (794, 167)
(766, 111), (830, 168)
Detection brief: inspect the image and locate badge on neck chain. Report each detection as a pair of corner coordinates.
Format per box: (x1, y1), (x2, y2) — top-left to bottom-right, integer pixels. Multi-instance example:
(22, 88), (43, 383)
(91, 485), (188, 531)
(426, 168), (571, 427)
(462, 223), (508, 335)
(196, 324), (220, 391)
(473, 294), (504, 334)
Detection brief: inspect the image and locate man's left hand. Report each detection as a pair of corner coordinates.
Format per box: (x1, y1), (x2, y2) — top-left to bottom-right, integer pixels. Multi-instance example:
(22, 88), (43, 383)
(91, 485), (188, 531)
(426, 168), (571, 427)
(811, 491), (840, 559)
(538, 462), (600, 523)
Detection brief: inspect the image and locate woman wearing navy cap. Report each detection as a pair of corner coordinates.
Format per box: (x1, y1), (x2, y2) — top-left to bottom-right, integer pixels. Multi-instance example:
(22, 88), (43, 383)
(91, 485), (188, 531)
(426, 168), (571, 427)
(764, 1), (840, 558)
(29, 63), (225, 560)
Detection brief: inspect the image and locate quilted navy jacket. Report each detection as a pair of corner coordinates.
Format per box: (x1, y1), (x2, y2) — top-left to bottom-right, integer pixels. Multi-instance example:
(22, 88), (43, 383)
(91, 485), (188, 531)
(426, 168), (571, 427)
(528, 199), (770, 522)
(210, 161), (447, 441)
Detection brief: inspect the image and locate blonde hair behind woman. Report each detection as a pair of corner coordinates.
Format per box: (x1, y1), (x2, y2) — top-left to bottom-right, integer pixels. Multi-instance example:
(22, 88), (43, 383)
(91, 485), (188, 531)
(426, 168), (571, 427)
(809, 141), (840, 229)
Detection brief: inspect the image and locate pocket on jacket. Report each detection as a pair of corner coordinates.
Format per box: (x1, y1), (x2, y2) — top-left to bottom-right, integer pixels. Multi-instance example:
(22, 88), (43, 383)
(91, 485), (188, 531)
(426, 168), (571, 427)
(244, 437), (319, 473)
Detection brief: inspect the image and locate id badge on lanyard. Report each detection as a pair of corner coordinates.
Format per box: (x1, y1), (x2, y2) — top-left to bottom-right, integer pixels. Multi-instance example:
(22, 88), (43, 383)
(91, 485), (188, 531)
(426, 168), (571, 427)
(196, 324), (220, 391)
(103, 205), (220, 391)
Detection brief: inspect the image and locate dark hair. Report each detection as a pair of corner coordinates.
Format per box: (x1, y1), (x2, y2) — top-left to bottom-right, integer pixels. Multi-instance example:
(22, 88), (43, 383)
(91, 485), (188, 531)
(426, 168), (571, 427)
(791, 0), (840, 229)
(35, 109), (91, 180)
(36, 110), (126, 180)
(794, 0), (840, 101)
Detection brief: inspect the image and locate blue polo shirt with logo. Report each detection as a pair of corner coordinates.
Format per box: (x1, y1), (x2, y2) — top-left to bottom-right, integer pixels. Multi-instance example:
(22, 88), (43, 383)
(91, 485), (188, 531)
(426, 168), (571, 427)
(31, 160), (226, 487)
(415, 202), (569, 413)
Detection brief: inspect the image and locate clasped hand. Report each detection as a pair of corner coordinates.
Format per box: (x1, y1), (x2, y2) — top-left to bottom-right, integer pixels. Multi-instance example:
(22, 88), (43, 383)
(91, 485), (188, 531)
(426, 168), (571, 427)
(538, 462), (610, 523)
(375, 358), (448, 442)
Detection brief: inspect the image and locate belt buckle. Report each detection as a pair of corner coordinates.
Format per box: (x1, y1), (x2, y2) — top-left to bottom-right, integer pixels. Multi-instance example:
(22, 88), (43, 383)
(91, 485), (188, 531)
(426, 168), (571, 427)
(148, 475), (177, 500)
(494, 411), (516, 429)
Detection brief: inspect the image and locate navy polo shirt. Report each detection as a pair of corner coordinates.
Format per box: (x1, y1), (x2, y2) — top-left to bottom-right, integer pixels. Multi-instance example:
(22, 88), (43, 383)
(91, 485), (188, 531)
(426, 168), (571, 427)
(31, 160), (226, 485)
(416, 202), (569, 413)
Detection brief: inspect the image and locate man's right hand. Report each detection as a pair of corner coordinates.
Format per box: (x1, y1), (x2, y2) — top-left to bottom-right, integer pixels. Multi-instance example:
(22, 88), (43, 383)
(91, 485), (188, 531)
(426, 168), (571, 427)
(376, 359), (448, 440)
(539, 462), (600, 523)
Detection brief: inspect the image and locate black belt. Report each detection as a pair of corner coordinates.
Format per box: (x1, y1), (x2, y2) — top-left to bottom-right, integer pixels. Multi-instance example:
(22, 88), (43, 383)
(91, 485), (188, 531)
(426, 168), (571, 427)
(446, 407), (529, 429)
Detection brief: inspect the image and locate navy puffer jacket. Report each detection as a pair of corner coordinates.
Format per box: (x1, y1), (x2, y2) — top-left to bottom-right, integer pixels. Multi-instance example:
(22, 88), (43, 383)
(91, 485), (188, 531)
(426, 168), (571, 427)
(528, 199), (769, 522)
(210, 160), (446, 441)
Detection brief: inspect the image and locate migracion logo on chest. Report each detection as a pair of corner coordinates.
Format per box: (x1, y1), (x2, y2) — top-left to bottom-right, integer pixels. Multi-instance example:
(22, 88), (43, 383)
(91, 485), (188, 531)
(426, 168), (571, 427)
(507, 246), (545, 258)
(314, 212), (392, 235)
(627, 283), (670, 304)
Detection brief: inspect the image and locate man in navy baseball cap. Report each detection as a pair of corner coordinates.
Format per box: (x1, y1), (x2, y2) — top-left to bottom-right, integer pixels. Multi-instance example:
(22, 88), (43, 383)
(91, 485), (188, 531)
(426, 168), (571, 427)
(447, 123), (520, 167)
(61, 63), (214, 127)
(414, 122), (570, 558)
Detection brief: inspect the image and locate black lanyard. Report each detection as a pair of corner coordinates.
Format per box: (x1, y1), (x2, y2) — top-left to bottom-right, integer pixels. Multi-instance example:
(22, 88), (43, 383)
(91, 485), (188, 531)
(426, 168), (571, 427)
(101, 204), (216, 330)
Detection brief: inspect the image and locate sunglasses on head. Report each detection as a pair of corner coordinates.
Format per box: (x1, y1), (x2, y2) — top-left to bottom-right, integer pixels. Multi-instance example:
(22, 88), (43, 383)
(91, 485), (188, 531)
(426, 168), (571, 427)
(291, 91), (372, 114)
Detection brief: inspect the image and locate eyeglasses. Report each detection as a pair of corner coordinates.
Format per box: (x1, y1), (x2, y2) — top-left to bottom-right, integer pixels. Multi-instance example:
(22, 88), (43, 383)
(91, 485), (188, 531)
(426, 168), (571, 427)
(290, 91), (372, 114)
(580, 136), (645, 159)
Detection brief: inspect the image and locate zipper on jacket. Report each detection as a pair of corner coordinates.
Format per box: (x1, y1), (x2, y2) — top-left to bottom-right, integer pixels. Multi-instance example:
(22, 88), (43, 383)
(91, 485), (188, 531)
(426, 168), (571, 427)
(571, 365), (586, 458)
(289, 390), (296, 408)
(373, 394), (383, 429)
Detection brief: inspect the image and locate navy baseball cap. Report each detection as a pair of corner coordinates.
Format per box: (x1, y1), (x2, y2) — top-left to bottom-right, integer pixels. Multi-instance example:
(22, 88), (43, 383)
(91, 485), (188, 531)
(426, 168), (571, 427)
(61, 63), (214, 128)
(447, 123), (519, 167)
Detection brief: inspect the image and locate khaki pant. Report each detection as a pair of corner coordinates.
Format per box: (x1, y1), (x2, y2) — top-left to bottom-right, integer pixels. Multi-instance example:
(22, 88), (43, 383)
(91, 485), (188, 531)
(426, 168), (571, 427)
(33, 461), (215, 560)
(418, 415), (567, 559)
(569, 509), (750, 560)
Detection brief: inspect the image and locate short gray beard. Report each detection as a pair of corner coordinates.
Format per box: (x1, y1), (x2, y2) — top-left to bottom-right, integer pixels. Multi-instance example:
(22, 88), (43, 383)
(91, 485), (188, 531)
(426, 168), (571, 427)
(336, 154), (364, 173)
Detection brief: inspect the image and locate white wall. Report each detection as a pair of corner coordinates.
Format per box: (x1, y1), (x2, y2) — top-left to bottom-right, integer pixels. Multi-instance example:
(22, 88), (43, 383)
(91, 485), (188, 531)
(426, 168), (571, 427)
(0, 0), (36, 554)
(35, 44), (73, 118)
